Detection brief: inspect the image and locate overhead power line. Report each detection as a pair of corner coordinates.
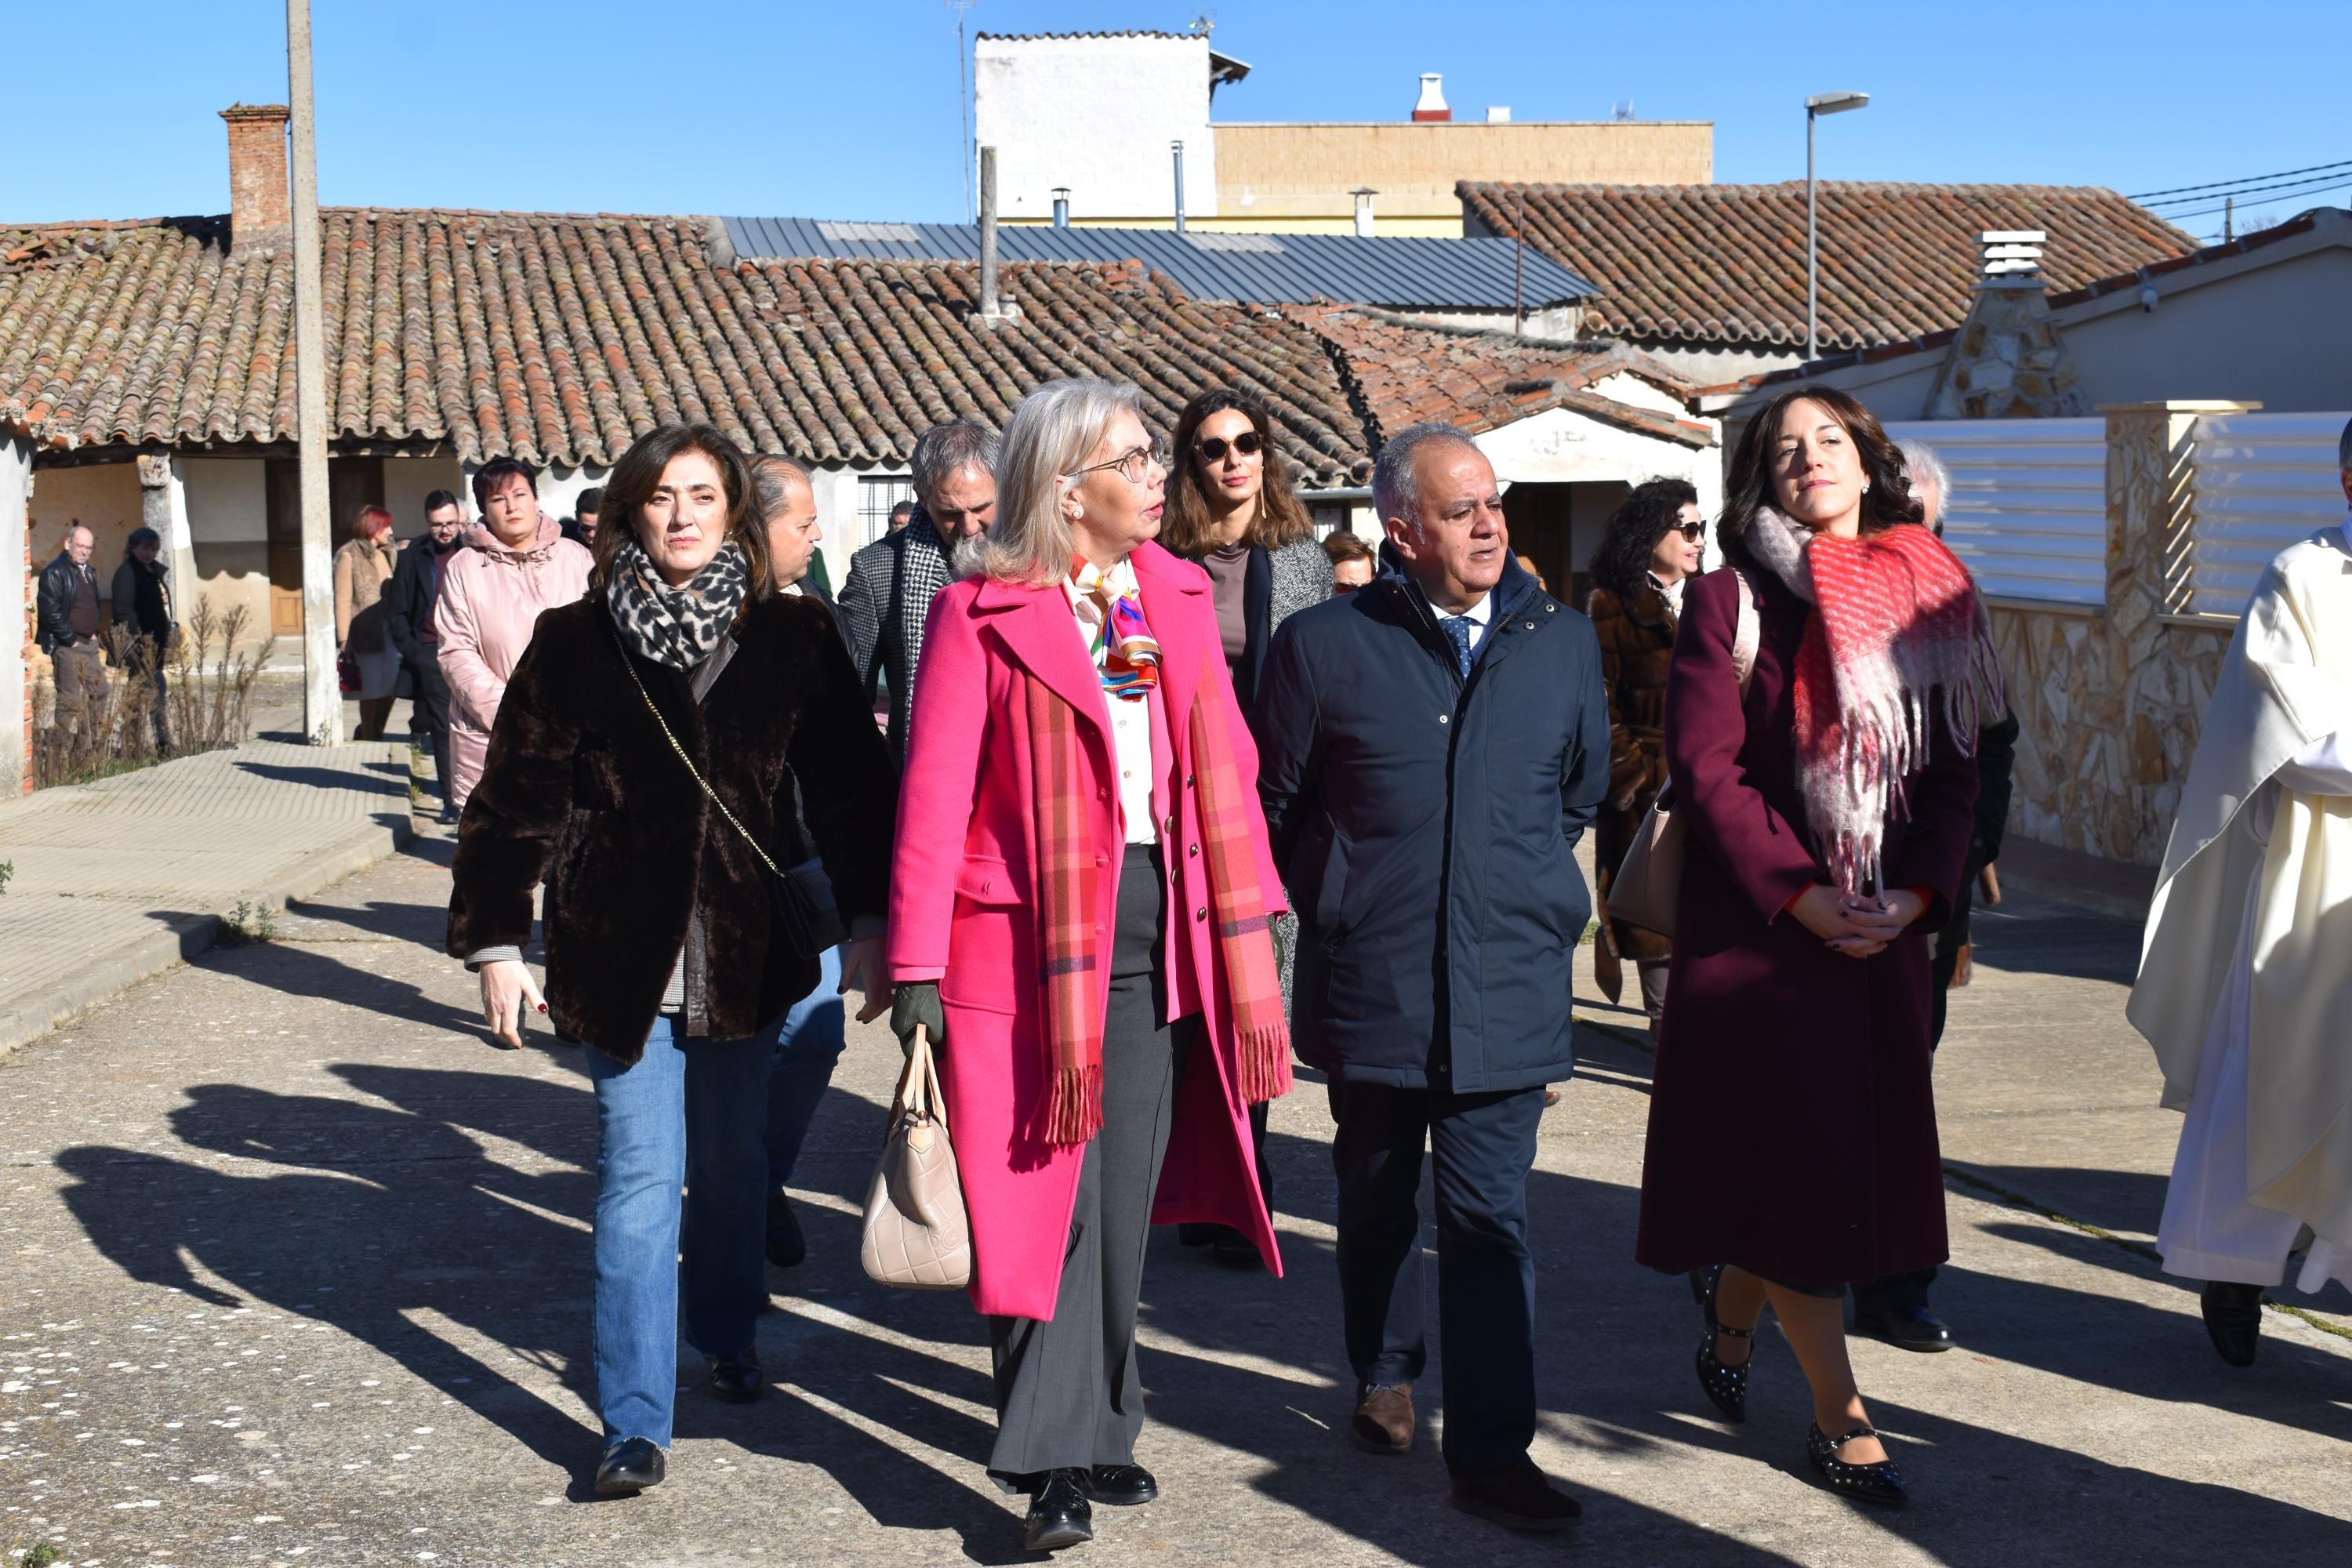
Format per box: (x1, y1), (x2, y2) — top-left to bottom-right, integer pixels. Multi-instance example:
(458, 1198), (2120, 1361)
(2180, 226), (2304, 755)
(2125, 158), (2352, 202)
(2162, 178), (2352, 226)
(2146, 169), (2352, 209)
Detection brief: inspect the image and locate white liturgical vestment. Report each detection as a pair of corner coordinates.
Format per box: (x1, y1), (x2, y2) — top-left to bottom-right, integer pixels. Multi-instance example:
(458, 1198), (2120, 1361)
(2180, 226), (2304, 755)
(2132, 519), (2352, 1291)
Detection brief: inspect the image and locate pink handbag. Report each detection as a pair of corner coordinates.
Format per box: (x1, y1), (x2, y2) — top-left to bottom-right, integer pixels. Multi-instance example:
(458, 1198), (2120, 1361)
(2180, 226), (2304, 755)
(1606, 572), (1759, 939)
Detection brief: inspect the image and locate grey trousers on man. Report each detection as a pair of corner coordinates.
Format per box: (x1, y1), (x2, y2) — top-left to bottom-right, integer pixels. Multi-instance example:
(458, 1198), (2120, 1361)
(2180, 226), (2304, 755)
(987, 843), (1196, 1486)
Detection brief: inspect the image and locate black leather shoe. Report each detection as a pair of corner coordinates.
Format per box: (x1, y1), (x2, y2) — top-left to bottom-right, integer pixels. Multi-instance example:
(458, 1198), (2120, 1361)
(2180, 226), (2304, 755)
(707, 1351), (764, 1404)
(1806, 1421), (1907, 1507)
(2200, 1280), (2263, 1367)
(1449, 1462), (1583, 1532)
(1084, 1462), (1158, 1505)
(765, 1191), (807, 1269)
(1695, 1265), (1752, 1424)
(1024, 1468), (1093, 1552)
(594, 1436), (666, 1494)
(1210, 1229), (1263, 1270)
(1854, 1307), (1955, 1353)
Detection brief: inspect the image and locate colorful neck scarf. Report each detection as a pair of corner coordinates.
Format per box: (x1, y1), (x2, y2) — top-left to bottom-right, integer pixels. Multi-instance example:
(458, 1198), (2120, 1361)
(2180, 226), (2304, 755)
(1070, 557), (1160, 700)
(1744, 508), (2005, 898)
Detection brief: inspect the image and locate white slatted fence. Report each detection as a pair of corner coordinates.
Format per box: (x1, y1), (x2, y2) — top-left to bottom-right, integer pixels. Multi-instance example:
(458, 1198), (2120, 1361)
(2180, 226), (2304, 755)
(1882, 418), (2108, 607)
(2183, 412), (2350, 618)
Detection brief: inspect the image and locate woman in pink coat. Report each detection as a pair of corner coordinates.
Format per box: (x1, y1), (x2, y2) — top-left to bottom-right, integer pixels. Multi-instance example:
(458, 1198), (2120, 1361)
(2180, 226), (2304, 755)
(887, 378), (1290, 1555)
(433, 458), (593, 810)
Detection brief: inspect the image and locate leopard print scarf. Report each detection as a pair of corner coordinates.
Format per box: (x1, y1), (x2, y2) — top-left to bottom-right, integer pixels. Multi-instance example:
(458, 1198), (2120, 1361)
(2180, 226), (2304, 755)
(605, 536), (750, 670)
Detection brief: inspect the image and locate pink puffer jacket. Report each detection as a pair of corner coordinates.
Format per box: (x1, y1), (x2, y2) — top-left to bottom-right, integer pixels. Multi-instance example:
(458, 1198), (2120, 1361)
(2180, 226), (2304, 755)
(434, 514), (592, 808)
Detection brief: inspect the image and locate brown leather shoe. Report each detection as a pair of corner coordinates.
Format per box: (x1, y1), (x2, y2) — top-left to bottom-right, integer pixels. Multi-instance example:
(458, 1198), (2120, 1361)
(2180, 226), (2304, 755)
(1350, 1382), (1414, 1454)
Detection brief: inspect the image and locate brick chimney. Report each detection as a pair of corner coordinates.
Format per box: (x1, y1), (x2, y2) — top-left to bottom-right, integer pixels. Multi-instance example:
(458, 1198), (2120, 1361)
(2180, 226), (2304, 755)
(220, 103), (292, 256)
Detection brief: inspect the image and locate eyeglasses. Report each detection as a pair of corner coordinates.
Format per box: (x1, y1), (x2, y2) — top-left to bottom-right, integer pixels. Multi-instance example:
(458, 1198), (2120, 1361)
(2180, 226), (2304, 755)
(1671, 520), (1706, 541)
(1195, 430), (1263, 463)
(1067, 440), (1170, 487)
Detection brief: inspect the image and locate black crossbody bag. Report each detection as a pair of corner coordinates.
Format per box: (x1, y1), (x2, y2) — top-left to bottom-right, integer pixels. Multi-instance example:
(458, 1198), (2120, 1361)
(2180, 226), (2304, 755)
(608, 621), (848, 960)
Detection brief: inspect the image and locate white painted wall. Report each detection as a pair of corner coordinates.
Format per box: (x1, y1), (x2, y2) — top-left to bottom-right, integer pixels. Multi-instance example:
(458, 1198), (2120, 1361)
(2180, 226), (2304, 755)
(2, 435), (31, 792)
(182, 458), (267, 543)
(1475, 404), (1725, 527)
(383, 456), (464, 536)
(975, 34), (1217, 223)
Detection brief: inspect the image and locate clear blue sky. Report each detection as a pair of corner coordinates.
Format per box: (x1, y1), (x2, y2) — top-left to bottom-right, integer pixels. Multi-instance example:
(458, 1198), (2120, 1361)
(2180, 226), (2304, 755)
(9, 1), (2348, 243)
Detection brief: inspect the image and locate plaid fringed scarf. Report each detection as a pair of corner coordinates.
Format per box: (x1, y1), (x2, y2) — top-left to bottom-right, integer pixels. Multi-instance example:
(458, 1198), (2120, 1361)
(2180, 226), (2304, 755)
(1746, 508), (2005, 899)
(1025, 648), (1291, 1147)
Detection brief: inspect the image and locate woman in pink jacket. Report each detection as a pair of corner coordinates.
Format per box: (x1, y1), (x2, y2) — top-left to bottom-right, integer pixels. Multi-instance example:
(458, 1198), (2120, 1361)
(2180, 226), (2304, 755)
(434, 458), (593, 810)
(887, 378), (1290, 1554)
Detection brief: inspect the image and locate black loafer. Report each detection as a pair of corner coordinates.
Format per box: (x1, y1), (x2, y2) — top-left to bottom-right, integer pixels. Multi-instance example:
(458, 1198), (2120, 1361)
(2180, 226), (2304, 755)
(2200, 1280), (2263, 1367)
(594, 1436), (666, 1494)
(766, 1191), (807, 1269)
(1084, 1462), (1158, 1505)
(1210, 1229), (1263, 1270)
(1024, 1468), (1093, 1552)
(708, 1351), (764, 1404)
(1448, 1461), (1583, 1533)
(1854, 1307), (1955, 1353)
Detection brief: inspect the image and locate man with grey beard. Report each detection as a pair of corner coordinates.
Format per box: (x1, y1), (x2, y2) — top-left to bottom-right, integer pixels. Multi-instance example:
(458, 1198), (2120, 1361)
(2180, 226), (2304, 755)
(837, 419), (999, 764)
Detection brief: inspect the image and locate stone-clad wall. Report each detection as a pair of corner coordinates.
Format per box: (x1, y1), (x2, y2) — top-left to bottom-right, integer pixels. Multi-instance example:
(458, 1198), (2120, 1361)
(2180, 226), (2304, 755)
(1993, 402), (2251, 866)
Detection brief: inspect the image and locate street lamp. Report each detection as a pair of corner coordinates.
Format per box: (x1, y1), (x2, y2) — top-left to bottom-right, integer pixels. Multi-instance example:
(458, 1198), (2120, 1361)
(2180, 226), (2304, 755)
(1805, 90), (1869, 361)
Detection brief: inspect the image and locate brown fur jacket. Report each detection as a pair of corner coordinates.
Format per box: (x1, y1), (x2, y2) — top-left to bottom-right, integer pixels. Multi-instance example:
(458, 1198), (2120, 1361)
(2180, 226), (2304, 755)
(1587, 580), (1680, 962)
(446, 590), (898, 1062)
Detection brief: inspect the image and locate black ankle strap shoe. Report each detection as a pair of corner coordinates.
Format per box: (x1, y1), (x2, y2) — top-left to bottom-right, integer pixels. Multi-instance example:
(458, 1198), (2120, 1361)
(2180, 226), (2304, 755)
(1806, 1422), (1907, 1507)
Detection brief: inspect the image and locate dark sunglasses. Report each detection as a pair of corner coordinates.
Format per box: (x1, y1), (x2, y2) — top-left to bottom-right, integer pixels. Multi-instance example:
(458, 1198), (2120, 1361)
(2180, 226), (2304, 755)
(1671, 520), (1707, 541)
(1195, 430), (1264, 462)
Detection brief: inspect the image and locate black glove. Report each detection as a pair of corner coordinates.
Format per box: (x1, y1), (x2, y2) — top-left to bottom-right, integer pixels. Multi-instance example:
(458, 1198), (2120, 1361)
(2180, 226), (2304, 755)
(890, 981), (946, 1055)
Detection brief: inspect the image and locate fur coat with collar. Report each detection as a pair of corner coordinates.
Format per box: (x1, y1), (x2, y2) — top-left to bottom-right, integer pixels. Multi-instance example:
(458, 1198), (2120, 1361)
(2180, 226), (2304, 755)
(1587, 579), (1682, 963)
(446, 589), (898, 1062)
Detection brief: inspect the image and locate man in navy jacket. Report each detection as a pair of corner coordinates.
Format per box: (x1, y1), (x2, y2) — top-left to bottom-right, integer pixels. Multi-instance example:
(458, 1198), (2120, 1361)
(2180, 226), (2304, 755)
(1256, 423), (1608, 1534)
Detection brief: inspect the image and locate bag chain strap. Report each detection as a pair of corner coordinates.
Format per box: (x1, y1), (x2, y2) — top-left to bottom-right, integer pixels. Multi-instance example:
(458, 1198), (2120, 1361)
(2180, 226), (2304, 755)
(606, 618), (783, 879)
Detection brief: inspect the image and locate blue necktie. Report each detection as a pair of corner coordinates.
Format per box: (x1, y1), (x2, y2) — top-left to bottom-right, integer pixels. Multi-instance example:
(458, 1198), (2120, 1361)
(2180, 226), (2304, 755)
(1439, 615), (1475, 678)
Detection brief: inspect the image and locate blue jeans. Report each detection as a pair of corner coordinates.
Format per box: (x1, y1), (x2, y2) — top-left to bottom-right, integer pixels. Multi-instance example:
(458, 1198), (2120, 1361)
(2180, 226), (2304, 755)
(586, 1014), (773, 1447)
(766, 945), (848, 1192)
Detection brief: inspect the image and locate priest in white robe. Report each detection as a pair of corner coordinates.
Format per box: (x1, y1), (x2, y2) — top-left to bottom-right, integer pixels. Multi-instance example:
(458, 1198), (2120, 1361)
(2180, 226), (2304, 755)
(2129, 420), (2352, 1367)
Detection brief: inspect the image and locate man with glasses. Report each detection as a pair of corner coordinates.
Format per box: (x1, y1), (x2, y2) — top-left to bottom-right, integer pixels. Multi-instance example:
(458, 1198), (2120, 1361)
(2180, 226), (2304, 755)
(837, 419), (1000, 764)
(387, 489), (468, 821)
(1255, 423), (1608, 1534)
(35, 524), (109, 744)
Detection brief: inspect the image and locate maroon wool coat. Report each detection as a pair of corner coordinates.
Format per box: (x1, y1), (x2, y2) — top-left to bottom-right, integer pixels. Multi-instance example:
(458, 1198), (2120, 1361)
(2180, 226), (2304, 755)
(1634, 564), (1978, 1285)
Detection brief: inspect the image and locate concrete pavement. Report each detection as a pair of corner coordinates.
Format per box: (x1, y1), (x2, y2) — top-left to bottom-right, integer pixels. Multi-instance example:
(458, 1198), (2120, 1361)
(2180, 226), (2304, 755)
(2, 830), (2349, 1566)
(0, 736), (412, 1054)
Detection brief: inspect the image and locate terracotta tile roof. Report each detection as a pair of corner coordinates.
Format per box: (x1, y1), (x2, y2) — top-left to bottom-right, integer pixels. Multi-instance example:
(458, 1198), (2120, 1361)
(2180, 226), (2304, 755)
(0, 209), (1373, 483)
(1457, 180), (2200, 352)
(1286, 305), (1715, 450)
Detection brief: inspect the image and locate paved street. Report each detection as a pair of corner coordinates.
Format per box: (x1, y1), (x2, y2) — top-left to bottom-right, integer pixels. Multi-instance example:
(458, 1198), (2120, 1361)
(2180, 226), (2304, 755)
(3, 826), (2350, 1567)
(0, 734), (411, 1053)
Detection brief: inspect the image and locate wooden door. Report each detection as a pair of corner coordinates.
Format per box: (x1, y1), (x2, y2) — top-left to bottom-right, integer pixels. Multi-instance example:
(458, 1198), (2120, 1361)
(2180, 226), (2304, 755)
(265, 457), (385, 638)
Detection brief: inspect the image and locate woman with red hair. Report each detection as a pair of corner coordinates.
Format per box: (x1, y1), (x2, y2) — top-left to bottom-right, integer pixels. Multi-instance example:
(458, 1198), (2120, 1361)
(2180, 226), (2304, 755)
(333, 503), (402, 739)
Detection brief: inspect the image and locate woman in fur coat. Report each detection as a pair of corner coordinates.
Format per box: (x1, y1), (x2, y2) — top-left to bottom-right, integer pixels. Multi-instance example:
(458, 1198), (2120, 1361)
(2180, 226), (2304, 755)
(1635, 388), (1997, 1508)
(447, 423), (898, 1497)
(1584, 477), (1705, 1036)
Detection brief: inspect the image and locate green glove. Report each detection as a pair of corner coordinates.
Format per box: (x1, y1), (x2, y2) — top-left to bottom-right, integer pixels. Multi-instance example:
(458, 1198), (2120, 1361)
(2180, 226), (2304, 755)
(891, 981), (946, 1055)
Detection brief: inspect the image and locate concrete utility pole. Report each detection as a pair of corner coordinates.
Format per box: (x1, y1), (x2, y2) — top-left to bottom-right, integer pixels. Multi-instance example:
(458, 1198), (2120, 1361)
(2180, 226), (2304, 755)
(286, 0), (340, 744)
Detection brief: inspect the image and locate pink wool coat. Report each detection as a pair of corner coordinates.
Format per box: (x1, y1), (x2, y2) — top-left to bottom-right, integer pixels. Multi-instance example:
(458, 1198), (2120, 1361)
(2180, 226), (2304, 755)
(888, 541), (1287, 1321)
(434, 516), (592, 809)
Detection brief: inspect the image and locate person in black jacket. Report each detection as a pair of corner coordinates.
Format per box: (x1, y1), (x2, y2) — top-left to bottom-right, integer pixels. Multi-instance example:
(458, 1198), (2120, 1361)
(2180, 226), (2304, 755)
(36, 524), (109, 742)
(387, 492), (466, 820)
(1255, 423), (1609, 1534)
(111, 527), (176, 750)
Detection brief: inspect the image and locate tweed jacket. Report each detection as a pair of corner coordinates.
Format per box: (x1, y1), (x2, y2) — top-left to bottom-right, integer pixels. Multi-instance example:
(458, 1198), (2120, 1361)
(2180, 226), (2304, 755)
(836, 510), (956, 763)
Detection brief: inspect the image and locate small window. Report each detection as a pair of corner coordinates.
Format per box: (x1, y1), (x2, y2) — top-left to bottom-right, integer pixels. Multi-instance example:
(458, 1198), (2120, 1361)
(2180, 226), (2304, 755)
(858, 474), (916, 546)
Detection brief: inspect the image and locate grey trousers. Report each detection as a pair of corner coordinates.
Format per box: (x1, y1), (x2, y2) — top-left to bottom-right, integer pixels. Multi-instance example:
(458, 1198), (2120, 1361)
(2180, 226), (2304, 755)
(988, 843), (1196, 1485)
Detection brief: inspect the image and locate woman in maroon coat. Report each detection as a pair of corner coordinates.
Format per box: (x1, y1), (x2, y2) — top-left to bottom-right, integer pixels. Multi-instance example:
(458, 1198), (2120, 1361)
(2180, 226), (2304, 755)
(1636, 388), (1997, 1507)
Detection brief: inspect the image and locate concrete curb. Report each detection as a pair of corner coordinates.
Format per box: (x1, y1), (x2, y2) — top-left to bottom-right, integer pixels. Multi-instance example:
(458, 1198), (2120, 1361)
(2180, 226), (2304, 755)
(0, 808), (416, 1059)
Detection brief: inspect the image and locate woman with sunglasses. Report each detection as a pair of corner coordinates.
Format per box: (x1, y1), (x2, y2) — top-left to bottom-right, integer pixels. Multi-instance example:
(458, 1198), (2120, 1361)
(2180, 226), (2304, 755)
(1585, 478), (1705, 1036)
(1160, 387), (1334, 1263)
(887, 378), (1291, 1552)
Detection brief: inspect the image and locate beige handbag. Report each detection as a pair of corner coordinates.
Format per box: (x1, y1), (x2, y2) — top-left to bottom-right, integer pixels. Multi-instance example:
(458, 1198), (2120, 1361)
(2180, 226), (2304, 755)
(1606, 572), (1759, 940)
(858, 1025), (973, 1290)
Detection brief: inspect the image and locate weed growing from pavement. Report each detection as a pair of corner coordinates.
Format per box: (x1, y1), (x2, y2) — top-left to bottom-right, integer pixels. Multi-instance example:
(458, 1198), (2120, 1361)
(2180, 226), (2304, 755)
(0, 860), (13, 896)
(220, 899), (280, 946)
(20, 1542), (61, 1567)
